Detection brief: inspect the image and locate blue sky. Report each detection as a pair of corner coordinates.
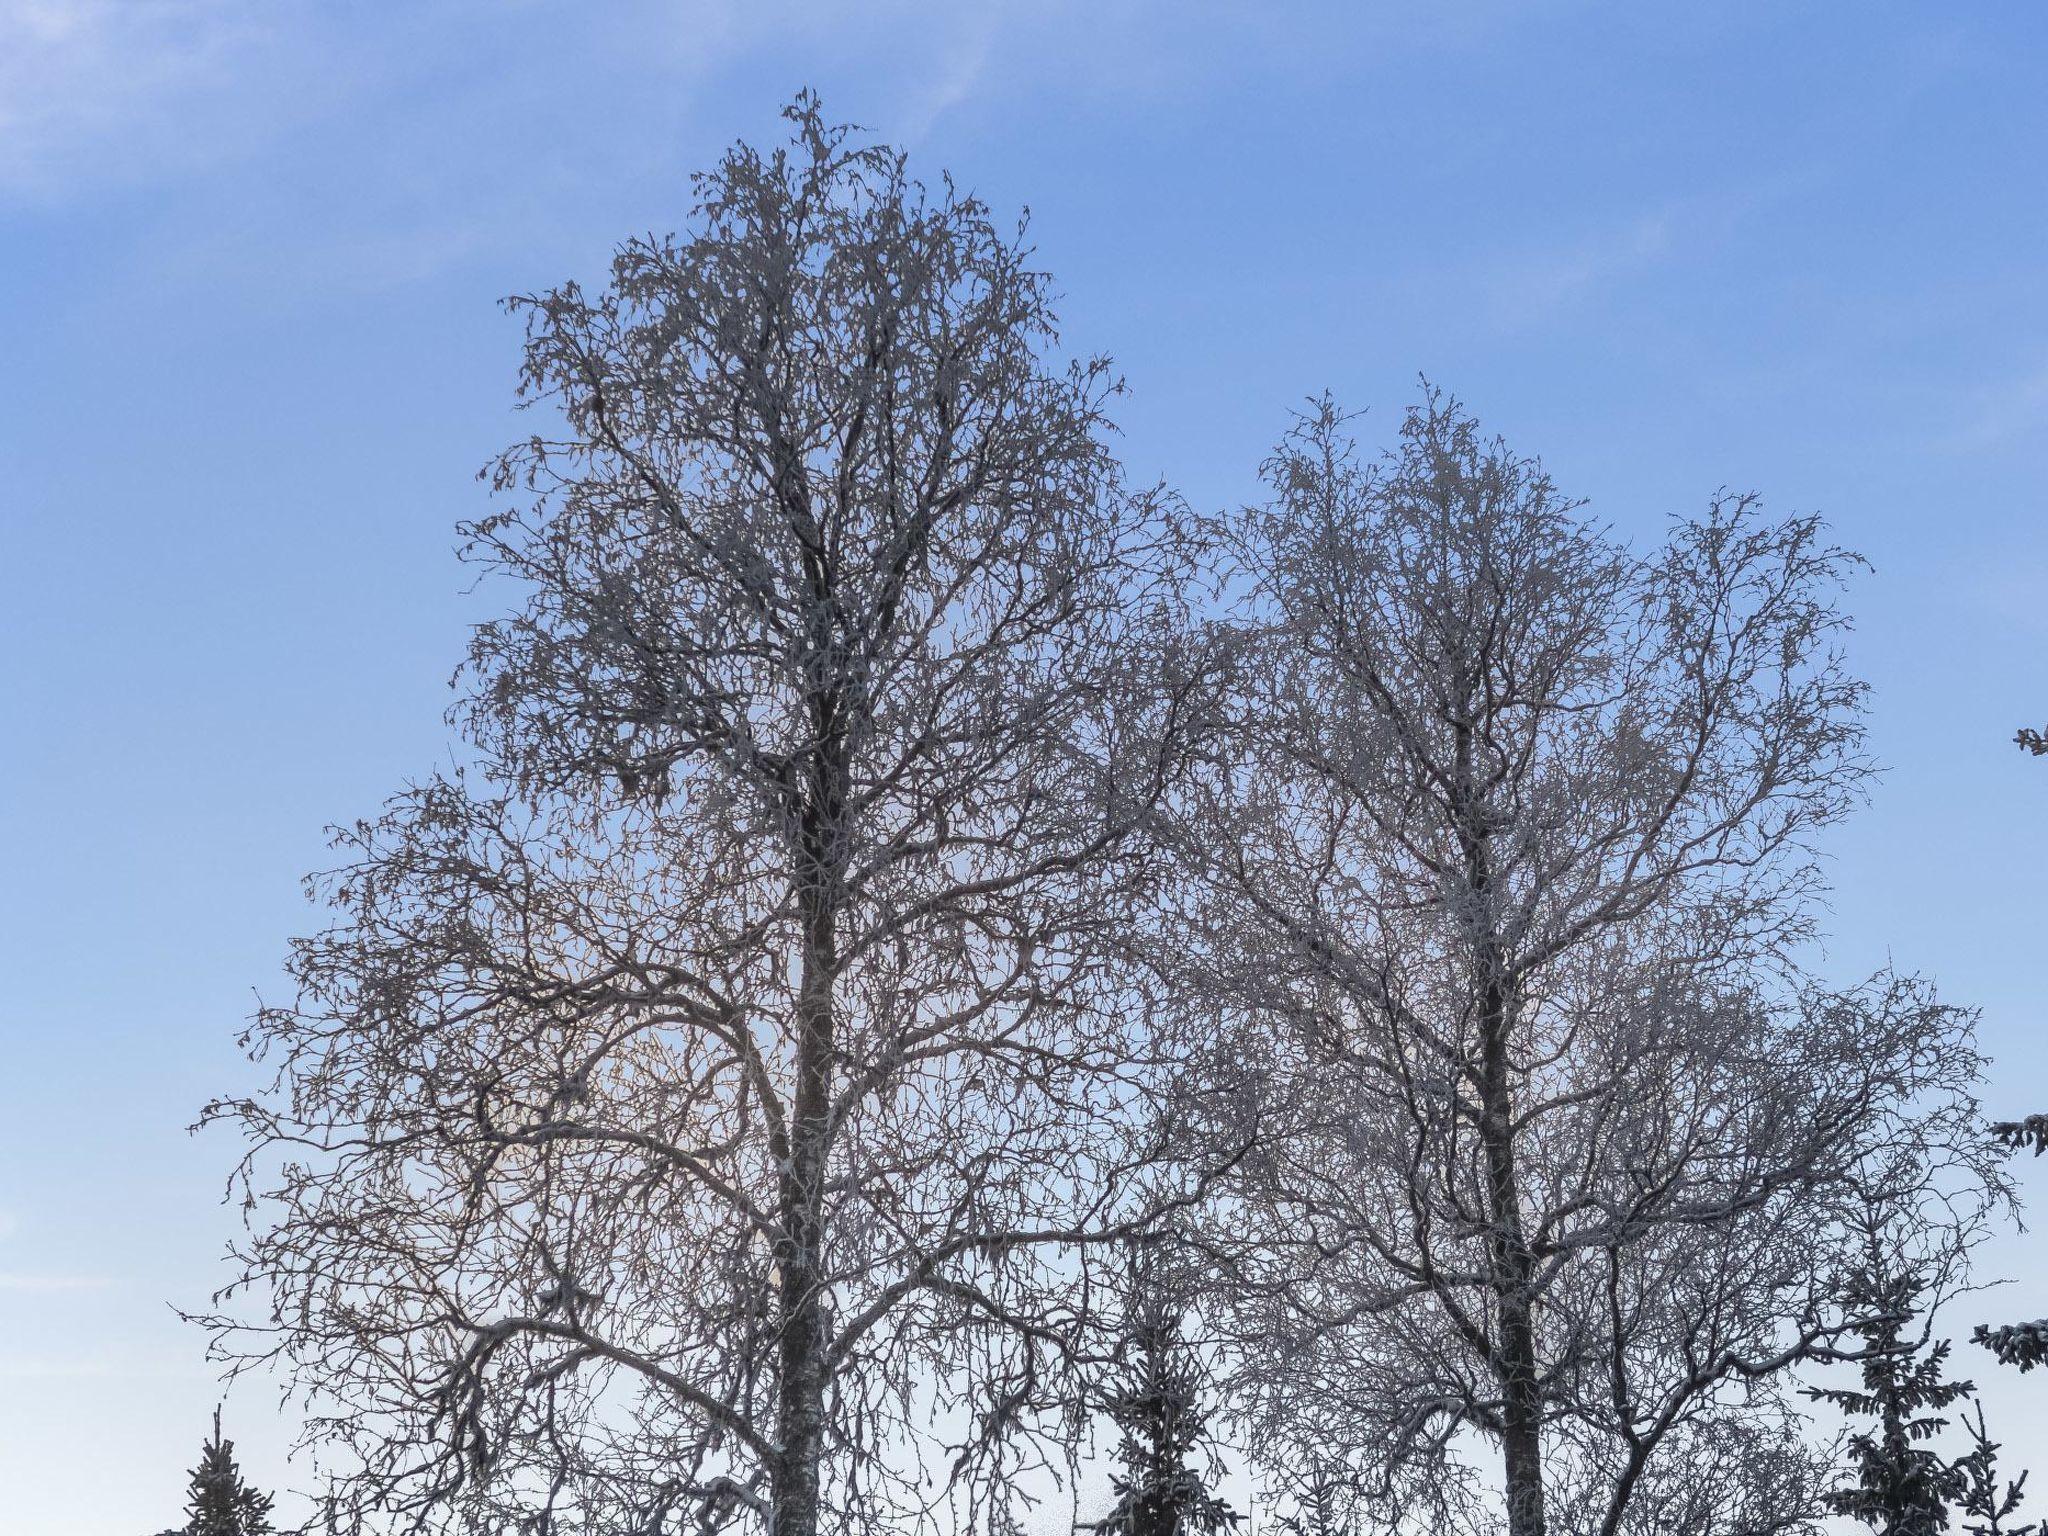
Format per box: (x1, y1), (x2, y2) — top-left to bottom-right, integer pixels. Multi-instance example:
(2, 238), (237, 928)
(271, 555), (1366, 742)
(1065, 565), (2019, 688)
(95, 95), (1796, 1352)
(2, 3), (2045, 1531)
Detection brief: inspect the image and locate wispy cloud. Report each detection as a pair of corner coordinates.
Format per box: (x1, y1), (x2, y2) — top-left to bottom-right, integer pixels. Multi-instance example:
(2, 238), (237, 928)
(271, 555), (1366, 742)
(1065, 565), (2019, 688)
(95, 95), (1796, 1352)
(0, 0), (293, 195)
(1941, 357), (2048, 453)
(1486, 210), (1677, 318)
(0, 1272), (114, 1292)
(0, 0), (1013, 286)
(0, 1208), (112, 1292)
(1473, 177), (1794, 329)
(0, 1344), (207, 1381)
(895, 9), (1001, 144)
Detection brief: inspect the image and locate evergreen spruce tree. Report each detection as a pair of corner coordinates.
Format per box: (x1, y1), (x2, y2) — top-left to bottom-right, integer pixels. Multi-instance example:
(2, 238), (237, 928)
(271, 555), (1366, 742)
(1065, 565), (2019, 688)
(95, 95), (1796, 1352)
(1808, 1230), (1976, 1535)
(1977, 1112), (2048, 1371)
(1982, 735), (2048, 1371)
(175, 1408), (274, 1536)
(1086, 1268), (1240, 1536)
(1274, 1461), (1358, 1536)
(1956, 1402), (2040, 1536)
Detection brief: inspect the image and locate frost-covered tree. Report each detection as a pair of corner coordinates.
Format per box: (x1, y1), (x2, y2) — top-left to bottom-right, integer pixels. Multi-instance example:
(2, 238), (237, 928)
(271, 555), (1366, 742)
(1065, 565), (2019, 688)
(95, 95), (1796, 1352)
(1084, 1261), (1239, 1536)
(1269, 1460), (1364, 1536)
(201, 98), (1220, 1536)
(1167, 391), (2003, 1536)
(1973, 1111), (2048, 1371)
(1807, 1221), (1974, 1534)
(174, 1408), (274, 1536)
(1973, 714), (2048, 1373)
(1956, 1402), (2039, 1536)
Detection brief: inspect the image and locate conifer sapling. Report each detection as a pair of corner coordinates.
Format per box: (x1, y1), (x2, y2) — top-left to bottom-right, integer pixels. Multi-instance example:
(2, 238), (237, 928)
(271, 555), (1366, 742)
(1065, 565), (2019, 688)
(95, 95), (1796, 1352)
(1086, 1264), (1240, 1536)
(1807, 1229), (1975, 1534)
(177, 1407), (274, 1536)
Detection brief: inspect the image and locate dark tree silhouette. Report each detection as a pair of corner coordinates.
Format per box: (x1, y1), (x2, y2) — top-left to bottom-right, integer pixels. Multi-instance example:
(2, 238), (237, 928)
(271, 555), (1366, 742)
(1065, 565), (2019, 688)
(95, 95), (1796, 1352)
(1956, 1402), (2040, 1536)
(1808, 1231), (1975, 1534)
(1977, 728), (2048, 1371)
(1086, 1270), (1239, 1536)
(1272, 1461), (1361, 1536)
(171, 1408), (273, 1536)
(1973, 1112), (2048, 1370)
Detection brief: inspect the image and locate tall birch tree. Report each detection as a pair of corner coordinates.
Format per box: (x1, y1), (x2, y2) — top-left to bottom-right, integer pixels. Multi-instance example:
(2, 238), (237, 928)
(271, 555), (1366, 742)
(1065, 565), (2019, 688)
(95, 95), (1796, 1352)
(203, 98), (1216, 1536)
(1169, 392), (2002, 1536)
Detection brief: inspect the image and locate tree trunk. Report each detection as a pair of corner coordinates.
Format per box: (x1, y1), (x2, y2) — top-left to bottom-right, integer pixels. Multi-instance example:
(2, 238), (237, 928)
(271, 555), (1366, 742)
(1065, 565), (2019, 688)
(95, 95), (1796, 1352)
(1480, 989), (1548, 1536)
(771, 1239), (827, 1536)
(1498, 1364), (1548, 1536)
(1456, 713), (1548, 1536)
(772, 870), (838, 1536)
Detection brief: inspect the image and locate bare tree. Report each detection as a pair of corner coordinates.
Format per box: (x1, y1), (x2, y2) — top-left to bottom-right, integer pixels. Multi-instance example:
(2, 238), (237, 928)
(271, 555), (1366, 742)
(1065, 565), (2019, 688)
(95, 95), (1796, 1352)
(202, 97), (1221, 1536)
(1165, 391), (2003, 1536)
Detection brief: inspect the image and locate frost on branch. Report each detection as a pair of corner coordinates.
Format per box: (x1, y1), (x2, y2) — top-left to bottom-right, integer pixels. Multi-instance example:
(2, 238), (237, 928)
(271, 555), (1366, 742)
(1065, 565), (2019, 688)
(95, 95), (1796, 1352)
(1159, 389), (2006, 1536)
(199, 93), (1220, 1536)
(1989, 1115), (2048, 1157)
(1974, 1319), (2048, 1373)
